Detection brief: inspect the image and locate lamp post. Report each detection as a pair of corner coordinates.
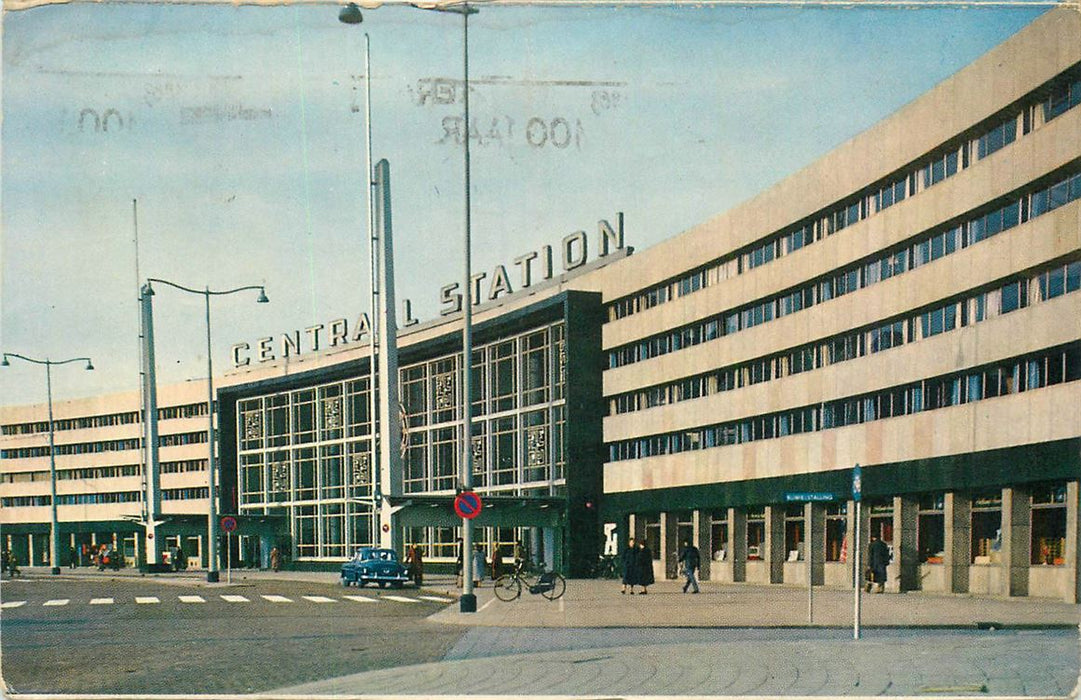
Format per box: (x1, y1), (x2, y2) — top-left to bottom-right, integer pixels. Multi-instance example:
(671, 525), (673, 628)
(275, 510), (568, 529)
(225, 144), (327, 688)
(420, 0), (479, 614)
(143, 278), (268, 583)
(338, 1), (382, 553)
(2, 352), (94, 574)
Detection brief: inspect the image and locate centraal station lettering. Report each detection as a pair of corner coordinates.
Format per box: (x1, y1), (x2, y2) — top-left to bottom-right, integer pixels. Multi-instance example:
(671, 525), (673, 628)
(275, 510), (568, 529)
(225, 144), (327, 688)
(231, 214), (625, 368)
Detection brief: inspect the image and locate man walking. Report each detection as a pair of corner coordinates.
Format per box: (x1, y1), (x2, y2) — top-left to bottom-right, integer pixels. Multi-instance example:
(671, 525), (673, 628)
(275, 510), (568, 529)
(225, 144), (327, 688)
(867, 533), (890, 593)
(678, 539), (701, 594)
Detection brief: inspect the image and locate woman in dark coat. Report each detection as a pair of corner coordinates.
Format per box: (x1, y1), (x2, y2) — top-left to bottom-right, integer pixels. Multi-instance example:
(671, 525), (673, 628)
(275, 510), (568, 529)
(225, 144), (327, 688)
(636, 540), (656, 594)
(621, 538), (639, 594)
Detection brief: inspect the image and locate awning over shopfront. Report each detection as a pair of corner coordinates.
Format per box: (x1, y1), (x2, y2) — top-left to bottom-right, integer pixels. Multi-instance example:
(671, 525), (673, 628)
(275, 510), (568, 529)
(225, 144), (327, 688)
(387, 494), (565, 529)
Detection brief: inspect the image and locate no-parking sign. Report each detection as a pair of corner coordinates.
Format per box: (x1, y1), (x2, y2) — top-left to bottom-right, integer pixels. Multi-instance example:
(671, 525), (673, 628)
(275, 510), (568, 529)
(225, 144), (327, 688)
(453, 491), (483, 520)
(220, 515), (238, 533)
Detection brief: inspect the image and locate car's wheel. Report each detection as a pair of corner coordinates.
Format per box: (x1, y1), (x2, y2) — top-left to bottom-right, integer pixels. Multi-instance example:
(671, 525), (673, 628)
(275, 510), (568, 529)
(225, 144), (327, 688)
(340, 575), (350, 587)
(357, 580), (367, 587)
(378, 582), (386, 588)
(392, 581), (404, 589)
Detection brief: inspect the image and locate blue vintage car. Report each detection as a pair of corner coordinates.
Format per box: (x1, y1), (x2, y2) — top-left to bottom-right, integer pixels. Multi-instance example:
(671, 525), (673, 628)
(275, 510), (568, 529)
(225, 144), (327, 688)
(340, 547), (411, 588)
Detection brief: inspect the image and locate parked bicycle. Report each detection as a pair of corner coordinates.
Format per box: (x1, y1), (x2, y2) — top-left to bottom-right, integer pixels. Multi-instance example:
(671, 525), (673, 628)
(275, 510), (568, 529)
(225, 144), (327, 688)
(590, 553), (620, 579)
(493, 560), (566, 602)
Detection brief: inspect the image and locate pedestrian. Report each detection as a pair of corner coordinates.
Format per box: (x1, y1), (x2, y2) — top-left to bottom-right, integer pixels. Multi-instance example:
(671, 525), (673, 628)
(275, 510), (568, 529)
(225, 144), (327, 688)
(68, 546), (77, 569)
(621, 538), (639, 594)
(636, 539), (655, 594)
(405, 545), (424, 587)
(867, 533), (890, 593)
(490, 545), (503, 580)
(678, 539), (701, 594)
(472, 544), (487, 587)
(270, 546), (281, 573)
(455, 538), (464, 588)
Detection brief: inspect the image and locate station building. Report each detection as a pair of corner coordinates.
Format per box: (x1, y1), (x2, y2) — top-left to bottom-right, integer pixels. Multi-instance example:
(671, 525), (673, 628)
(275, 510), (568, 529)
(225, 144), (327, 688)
(2, 8), (1079, 599)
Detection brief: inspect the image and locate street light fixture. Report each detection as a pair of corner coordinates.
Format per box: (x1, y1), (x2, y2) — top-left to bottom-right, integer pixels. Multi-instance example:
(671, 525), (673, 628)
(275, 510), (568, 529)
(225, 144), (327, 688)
(143, 278), (268, 583)
(2, 352), (94, 574)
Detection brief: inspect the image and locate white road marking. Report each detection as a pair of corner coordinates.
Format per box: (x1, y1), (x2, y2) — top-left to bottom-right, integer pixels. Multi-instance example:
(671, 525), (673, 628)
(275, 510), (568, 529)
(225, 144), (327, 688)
(135, 596), (160, 604)
(179, 595), (206, 603)
(261, 595), (293, 603)
(418, 595), (454, 603)
(383, 595), (418, 603)
(220, 594), (250, 603)
(0, 601), (26, 609)
(43, 599), (70, 607)
(343, 595), (377, 603)
(301, 595), (336, 603)
(89, 598), (114, 605)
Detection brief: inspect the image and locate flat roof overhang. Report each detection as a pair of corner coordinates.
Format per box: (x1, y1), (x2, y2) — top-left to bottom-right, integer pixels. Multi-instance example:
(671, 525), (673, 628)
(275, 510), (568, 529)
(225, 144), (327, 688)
(386, 494), (565, 528)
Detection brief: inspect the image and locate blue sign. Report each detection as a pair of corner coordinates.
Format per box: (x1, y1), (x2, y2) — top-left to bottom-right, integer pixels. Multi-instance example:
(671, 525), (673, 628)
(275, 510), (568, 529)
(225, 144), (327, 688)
(454, 491), (483, 520)
(785, 492), (834, 502)
(852, 464), (862, 502)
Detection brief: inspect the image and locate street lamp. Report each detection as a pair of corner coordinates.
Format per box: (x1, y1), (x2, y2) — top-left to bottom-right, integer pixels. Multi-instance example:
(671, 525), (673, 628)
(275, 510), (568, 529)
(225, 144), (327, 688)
(338, 1), (382, 557)
(143, 278), (268, 583)
(2, 352), (94, 574)
(418, 0), (479, 615)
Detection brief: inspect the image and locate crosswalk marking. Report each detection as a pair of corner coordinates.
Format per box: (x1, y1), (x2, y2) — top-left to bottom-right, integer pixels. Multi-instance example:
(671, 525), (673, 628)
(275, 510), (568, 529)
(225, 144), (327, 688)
(43, 599), (70, 607)
(0, 601), (26, 609)
(261, 595), (293, 603)
(178, 595), (206, 603)
(383, 595), (418, 603)
(220, 594), (249, 603)
(343, 595), (377, 603)
(89, 598), (114, 605)
(418, 595), (454, 603)
(301, 595), (336, 603)
(135, 596), (160, 604)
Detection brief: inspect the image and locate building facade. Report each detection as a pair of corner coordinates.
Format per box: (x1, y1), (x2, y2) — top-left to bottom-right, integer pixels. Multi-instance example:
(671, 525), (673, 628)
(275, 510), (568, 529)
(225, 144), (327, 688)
(2, 8), (1079, 597)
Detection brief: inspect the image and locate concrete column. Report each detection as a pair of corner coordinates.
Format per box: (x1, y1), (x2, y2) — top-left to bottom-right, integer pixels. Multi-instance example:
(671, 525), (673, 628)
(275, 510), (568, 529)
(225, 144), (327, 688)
(630, 513), (645, 543)
(694, 510), (711, 581)
(730, 507), (746, 583)
(1001, 486), (1030, 597)
(807, 502), (825, 586)
(945, 492), (971, 594)
(765, 505), (785, 584)
(894, 496), (919, 592)
(1066, 481), (1079, 604)
(661, 512), (678, 579)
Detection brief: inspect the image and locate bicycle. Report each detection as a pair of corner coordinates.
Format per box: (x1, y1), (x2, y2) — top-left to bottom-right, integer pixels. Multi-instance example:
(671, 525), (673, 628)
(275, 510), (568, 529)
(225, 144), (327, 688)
(493, 561), (566, 602)
(590, 554), (620, 579)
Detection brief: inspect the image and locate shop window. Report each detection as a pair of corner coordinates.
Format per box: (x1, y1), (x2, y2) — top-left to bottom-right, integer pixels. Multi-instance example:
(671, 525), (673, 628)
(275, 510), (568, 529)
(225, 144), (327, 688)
(971, 492), (1002, 564)
(1031, 484), (1067, 565)
(869, 501), (893, 544)
(784, 504), (804, 561)
(918, 494), (945, 563)
(710, 510), (728, 561)
(825, 502), (847, 562)
(746, 508), (765, 560)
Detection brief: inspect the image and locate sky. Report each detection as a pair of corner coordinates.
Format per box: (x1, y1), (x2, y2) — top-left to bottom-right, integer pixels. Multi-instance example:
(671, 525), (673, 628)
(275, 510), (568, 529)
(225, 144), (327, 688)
(0, 0), (1051, 406)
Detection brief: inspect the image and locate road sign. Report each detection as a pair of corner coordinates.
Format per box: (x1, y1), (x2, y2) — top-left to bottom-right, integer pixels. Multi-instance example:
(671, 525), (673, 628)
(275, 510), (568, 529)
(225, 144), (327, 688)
(784, 492), (834, 502)
(453, 491), (483, 520)
(852, 464), (862, 502)
(220, 515), (238, 533)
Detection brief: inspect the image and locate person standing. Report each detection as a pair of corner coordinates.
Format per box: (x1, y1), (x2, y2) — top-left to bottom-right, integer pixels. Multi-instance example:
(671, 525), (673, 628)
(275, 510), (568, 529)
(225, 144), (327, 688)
(621, 538), (639, 594)
(867, 533), (890, 593)
(490, 545), (503, 580)
(405, 545), (424, 587)
(472, 544), (487, 588)
(636, 539), (655, 595)
(270, 546), (281, 573)
(678, 539), (701, 594)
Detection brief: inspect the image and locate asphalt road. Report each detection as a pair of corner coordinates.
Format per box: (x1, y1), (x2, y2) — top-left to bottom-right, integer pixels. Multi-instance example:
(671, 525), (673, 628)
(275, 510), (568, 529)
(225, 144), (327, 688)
(0, 577), (465, 694)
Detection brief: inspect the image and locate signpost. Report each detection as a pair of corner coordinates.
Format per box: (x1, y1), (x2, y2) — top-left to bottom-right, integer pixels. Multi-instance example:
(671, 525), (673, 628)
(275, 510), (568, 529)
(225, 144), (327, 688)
(852, 464), (863, 640)
(454, 491), (483, 520)
(220, 516), (238, 584)
(785, 492), (833, 624)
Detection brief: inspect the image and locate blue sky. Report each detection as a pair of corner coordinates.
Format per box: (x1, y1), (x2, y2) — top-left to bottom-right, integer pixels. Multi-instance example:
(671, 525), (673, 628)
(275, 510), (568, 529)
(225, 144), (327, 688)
(0, 1), (1049, 405)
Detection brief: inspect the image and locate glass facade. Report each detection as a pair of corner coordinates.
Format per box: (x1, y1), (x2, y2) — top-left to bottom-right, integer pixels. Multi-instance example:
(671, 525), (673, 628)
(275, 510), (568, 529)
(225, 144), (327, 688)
(235, 321), (567, 561)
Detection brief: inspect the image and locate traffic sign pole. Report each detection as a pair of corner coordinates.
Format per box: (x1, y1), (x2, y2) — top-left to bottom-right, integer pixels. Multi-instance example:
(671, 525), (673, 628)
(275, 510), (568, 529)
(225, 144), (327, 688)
(852, 464), (862, 640)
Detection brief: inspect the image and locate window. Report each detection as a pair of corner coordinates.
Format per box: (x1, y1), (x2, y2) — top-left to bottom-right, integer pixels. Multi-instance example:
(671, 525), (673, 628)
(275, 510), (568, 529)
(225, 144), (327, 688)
(1031, 484), (1066, 565)
(746, 508), (765, 560)
(825, 502), (847, 562)
(917, 494), (945, 563)
(977, 117), (1017, 159)
(971, 492), (1002, 564)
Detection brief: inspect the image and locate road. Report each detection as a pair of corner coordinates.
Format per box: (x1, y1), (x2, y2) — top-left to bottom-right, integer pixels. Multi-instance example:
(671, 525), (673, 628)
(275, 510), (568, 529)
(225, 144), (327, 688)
(0, 576), (464, 694)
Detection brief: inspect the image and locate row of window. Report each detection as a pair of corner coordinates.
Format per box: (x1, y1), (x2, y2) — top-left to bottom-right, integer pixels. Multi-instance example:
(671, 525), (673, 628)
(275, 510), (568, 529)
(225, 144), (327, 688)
(1, 430), (209, 459)
(608, 169), (1081, 369)
(0, 402), (209, 437)
(607, 343), (1080, 462)
(0, 459), (205, 484)
(606, 66), (1081, 323)
(2, 485), (210, 508)
(609, 258), (1081, 415)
